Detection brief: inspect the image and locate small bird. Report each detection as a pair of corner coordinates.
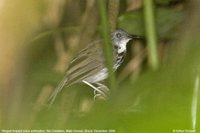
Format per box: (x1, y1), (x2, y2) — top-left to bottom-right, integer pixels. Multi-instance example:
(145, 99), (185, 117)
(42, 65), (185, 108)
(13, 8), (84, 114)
(49, 29), (142, 106)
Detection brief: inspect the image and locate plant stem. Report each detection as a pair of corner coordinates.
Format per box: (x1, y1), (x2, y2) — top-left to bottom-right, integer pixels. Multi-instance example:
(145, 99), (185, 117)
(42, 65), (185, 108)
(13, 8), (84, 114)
(97, 0), (117, 90)
(143, 0), (159, 70)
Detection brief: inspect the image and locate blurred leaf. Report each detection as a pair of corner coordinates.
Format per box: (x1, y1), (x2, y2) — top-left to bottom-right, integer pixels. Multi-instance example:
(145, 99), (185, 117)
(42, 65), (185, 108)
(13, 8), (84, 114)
(155, 0), (172, 4)
(118, 8), (184, 39)
(118, 10), (144, 35)
(156, 0), (185, 5)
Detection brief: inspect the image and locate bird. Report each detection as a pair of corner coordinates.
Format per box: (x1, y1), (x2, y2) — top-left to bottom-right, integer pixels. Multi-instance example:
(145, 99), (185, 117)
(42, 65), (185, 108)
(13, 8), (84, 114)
(48, 29), (142, 106)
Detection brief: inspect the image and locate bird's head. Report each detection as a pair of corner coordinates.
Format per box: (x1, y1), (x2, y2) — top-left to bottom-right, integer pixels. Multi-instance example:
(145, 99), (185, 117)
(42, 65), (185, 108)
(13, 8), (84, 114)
(111, 29), (143, 53)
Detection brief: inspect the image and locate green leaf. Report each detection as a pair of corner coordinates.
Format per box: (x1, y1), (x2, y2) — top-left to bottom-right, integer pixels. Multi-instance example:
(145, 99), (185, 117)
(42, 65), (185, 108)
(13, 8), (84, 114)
(118, 8), (184, 39)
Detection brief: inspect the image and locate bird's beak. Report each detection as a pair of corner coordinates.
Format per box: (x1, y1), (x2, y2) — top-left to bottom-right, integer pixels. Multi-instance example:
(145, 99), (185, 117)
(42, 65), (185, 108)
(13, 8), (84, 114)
(129, 34), (144, 40)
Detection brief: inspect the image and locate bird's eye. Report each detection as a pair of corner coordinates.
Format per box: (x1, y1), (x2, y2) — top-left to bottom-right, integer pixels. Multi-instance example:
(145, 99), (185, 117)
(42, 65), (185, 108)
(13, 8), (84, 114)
(116, 33), (121, 38)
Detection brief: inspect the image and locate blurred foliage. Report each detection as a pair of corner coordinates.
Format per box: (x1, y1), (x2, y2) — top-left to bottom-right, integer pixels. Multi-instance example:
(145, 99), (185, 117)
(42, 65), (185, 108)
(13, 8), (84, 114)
(118, 8), (184, 38)
(0, 0), (200, 133)
(155, 0), (184, 5)
(156, 0), (174, 4)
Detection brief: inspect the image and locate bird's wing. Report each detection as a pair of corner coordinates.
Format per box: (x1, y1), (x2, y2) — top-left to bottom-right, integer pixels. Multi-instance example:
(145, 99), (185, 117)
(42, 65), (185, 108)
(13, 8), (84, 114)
(65, 40), (105, 86)
(48, 40), (104, 107)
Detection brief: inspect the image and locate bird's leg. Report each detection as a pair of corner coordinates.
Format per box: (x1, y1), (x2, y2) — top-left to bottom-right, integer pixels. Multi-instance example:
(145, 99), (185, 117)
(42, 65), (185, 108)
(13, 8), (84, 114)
(82, 80), (106, 98)
(95, 83), (109, 91)
(93, 83), (110, 100)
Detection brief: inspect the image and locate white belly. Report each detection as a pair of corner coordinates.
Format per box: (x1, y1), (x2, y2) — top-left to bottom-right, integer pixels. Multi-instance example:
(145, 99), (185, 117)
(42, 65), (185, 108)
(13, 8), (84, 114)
(84, 68), (108, 83)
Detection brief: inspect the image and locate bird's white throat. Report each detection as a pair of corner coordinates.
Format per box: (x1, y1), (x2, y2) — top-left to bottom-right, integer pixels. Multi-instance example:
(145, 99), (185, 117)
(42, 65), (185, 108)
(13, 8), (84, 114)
(117, 39), (131, 53)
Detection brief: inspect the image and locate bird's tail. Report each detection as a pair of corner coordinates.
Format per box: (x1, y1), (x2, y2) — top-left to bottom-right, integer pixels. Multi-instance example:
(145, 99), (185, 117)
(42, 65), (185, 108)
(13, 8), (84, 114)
(48, 77), (68, 108)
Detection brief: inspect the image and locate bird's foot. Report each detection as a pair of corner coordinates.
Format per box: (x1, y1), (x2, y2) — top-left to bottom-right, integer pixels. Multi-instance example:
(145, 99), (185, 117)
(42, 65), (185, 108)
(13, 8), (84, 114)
(93, 83), (110, 101)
